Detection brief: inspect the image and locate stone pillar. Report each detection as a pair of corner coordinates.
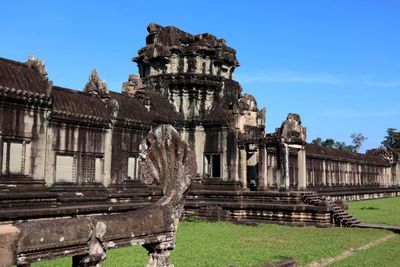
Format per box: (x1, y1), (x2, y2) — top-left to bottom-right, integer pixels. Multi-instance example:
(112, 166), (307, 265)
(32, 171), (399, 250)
(257, 145), (267, 190)
(233, 146), (240, 182)
(266, 152), (274, 187)
(279, 144), (290, 190)
(194, 126), (205, 176)
(322, 160), (326, 186)
(240, 148), (247, 189)
(31, 111), (47, 181)
(297, 148), (307, 190)
(103, 128), (112, 187)
(44, 127), (55, 186)
(396, 163), (400, 186)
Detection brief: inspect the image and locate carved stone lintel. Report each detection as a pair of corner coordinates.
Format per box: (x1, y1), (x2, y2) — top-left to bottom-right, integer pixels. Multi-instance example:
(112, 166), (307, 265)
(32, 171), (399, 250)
(143, 242), (175, 267)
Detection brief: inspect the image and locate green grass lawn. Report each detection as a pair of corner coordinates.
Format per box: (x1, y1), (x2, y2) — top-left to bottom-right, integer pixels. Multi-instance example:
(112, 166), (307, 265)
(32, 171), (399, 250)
(348, 196), (400, 225)
(29, 197), (400, 267)
(330, 235), (400, 267)
(33, 222), (391, 267)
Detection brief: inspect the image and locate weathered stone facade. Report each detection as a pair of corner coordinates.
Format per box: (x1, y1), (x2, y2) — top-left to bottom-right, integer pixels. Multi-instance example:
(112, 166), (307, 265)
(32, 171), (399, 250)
(0, 125), (196, 267)
(1, 24), (398, 195)
(0, 24), (400, 234)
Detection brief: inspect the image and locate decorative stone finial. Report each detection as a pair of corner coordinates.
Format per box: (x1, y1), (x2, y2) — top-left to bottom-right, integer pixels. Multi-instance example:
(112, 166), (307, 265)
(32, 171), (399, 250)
(147, 23), (162, 33)
(122, 74), (143, 96)
(26, 55), (48, 79)
(84, 69), (109, 97)
(279, 113), (307, 144)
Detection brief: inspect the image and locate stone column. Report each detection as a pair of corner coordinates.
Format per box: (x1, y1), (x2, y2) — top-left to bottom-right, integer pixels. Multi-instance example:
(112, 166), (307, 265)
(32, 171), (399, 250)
(297, 147), (307, 190)
(194, 126), (205, 176)
(240, 148), (247, 189)
(103, 128), (112, 187)
(44, 126), (55, 186)
(322, 160), (326, 186)
(257, 145), (267, 190)
(233, 146), (240, 182)
(280, 144), (290, 190)
(396, 163), (400, 186)
(266, 152), (274, 188)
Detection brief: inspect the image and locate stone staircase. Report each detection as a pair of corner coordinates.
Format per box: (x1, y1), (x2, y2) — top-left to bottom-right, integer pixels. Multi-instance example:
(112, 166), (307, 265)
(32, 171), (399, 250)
(184, 188), (333, 226)
(301, 192), (361, 227)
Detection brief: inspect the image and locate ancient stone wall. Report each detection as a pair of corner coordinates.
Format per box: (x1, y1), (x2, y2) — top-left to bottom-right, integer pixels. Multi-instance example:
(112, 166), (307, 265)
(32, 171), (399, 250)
(0, 24), (399, 197)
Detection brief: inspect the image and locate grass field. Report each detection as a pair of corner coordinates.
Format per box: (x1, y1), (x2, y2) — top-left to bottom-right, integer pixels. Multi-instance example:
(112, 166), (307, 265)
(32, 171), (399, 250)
(348, 196), (400, 225)
(30, 197), (399, 267)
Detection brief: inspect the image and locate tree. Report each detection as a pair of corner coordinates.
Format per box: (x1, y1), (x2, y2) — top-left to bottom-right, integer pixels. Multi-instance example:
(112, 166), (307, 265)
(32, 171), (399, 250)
(311, 138), (353, 151)
(382, 128), (400, 149)
(334, 141), (353, 152)
(311, 137), (322, 146)
(322, 138), (335, 148)
(350, 133), (367, 153)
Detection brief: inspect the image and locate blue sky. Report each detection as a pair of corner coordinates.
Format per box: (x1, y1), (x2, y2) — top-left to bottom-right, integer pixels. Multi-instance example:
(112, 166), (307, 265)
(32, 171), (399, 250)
(1, 0), (399, 151)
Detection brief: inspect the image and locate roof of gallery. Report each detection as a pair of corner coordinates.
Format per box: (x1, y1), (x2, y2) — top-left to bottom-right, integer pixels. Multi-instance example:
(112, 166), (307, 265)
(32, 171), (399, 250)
(0, 56), (180, 126)
(0, 57), (51, 97)
(306, 143), (390, 165)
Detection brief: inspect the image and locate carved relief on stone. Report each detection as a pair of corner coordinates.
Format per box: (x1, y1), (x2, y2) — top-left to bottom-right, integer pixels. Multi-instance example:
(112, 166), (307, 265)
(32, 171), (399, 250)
(366, 147), (394, 163)
(134, 23), (239, 79)
(122, 74), (143, 96)
(26, 55), (48, 79)
(235, 93), (265, 135)
(25, 55), (53, 95)
(84, 69), (109, 97)
(72, 221), (108, 267)
(239, 94), (258, 112)
(139, 124), (196, 208)
(107, 98), (120, 120)
(279, 113), (307, 144)
(139, 125), (196, 267)
(258, 107), (266, 127)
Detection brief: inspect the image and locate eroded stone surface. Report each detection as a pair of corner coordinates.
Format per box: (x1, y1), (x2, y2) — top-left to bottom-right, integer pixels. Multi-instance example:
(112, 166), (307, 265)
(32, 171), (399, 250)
(2, 125), (194, 267)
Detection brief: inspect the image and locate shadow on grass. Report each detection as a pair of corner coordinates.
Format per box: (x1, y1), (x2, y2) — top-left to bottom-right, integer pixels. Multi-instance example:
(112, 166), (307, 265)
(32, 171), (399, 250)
(360, 207), (380, 210)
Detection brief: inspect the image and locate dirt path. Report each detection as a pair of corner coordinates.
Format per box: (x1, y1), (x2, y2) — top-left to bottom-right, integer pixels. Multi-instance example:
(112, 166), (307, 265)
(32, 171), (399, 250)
(306, 234), (396, 267)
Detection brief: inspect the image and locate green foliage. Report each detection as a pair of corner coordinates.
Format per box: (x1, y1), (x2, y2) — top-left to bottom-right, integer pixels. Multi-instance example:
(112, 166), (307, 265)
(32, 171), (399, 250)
(382, 128), (400, 149)
(312, 137), (323, 146)
(322, 138), (335, 147)
(348, 196), (400, 226)
(311, 138), (354, 152)
(350, 133), (367, 152)
(334, 141), (354, 152)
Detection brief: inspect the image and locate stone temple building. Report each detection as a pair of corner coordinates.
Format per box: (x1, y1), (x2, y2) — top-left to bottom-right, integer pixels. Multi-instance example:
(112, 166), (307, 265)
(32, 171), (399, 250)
(0, 24), (399, 226)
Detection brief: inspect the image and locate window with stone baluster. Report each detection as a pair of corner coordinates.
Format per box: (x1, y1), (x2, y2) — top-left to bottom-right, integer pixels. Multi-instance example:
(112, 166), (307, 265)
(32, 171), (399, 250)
(1, 139), (31, 176)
